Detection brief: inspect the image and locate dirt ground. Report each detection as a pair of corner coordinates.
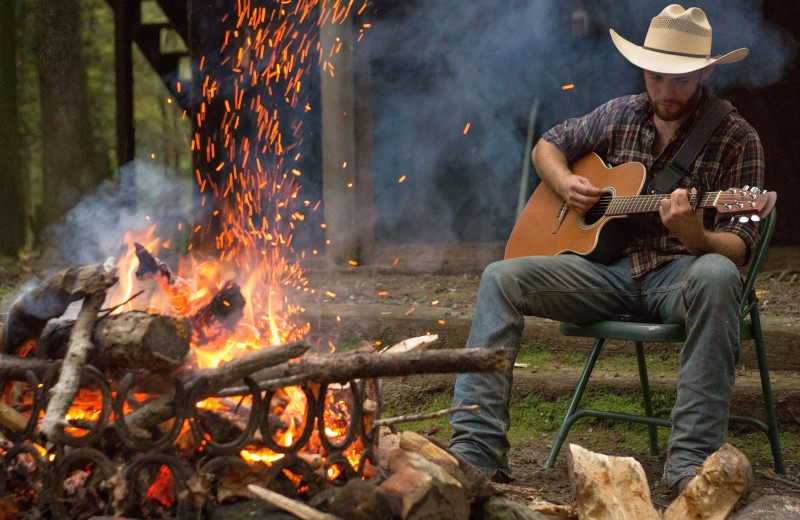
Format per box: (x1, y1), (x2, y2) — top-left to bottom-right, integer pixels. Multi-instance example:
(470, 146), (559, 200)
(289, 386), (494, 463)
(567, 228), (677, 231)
(2, 247), (799, 513)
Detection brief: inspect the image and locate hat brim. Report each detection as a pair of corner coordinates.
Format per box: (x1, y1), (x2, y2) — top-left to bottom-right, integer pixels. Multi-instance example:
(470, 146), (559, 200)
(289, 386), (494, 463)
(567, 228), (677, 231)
(610, 29), (749, 74)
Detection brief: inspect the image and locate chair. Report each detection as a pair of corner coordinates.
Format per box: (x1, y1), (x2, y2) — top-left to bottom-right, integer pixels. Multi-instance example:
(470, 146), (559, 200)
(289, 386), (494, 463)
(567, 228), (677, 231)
(544, 209), (784, 473)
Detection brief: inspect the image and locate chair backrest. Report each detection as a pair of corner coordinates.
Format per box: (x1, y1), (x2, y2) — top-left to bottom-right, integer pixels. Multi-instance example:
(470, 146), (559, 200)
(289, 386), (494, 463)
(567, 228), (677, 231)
(740, 208), (777, 317)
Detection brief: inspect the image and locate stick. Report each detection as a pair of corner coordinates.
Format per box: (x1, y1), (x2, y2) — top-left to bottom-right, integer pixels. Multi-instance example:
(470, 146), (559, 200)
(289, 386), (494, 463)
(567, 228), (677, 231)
(247, 484), (344, 520)
(0, 400), (29, 433)
(756, 469), (800, 492)
(374, 404), (479, 427)
(218, 347), (509, 397)
(40, 290), (107, 441)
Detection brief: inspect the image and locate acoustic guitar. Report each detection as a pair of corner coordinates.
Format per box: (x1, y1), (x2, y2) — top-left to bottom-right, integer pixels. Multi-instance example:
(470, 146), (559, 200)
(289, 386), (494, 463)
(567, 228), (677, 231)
(505, 153), (777, 262)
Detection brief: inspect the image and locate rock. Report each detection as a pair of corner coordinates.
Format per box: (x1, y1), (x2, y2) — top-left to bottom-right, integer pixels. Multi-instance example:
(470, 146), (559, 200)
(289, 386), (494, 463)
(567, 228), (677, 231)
(729, 495), (800, 519)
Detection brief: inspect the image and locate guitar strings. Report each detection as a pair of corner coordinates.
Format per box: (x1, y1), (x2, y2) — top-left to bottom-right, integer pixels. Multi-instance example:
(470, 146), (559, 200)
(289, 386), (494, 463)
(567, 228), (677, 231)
(586, 192), (759, 216)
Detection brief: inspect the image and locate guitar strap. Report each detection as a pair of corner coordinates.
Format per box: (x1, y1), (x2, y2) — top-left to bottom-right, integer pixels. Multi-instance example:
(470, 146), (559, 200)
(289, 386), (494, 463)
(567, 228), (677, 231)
(647, 94), (733, 194)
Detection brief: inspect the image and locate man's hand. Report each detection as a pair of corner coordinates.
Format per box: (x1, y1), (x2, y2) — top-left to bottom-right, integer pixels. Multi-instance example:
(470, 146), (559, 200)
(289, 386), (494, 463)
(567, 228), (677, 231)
(561, 175), (602, 215)
(659, 188), (708, 253)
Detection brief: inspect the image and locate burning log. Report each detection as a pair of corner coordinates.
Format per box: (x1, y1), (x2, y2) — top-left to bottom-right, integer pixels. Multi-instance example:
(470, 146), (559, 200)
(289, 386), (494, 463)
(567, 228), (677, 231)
(190, 281), (245, 345)
(40, 289), (108, 441)
(38, 312), (191, 370)
(122, 341), (311, 430)
(0, 260), (118, 355)
(134, 242), (193, 314)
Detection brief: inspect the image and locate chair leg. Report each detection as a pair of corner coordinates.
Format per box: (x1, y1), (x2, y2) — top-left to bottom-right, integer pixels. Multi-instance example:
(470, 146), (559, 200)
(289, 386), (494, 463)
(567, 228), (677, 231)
(635, 341), (659, 456)
(751, 307), (785, 474)
(544, 337), (604, 469)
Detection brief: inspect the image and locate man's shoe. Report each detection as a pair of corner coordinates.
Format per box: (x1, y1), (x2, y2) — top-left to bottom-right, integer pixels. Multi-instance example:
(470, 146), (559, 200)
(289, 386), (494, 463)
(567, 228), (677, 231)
(490, 470), (514, 484)
(669, 475), (693, 500)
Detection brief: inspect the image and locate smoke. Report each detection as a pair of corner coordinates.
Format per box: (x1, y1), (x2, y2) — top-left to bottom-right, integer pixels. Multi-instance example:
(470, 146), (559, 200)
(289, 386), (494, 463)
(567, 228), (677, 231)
(42, 161), (197, 266)
(362, 0), (796, 244)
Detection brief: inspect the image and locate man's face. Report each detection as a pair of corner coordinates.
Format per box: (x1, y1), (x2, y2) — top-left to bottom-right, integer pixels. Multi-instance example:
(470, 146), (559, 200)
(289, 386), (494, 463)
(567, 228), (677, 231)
(644, 70), (704, 122)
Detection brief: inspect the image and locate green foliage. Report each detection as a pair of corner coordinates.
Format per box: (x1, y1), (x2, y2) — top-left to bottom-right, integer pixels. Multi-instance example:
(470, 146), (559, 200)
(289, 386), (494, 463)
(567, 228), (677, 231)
(13, 0), (193, 244)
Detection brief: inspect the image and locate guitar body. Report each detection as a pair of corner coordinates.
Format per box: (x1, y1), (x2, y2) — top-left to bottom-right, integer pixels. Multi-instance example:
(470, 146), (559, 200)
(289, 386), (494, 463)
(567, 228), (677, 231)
(505, 153), (647, 261)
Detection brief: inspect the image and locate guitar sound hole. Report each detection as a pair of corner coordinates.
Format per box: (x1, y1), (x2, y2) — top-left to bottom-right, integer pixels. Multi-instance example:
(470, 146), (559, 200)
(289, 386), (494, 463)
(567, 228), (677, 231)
(583, 193), (613, 226)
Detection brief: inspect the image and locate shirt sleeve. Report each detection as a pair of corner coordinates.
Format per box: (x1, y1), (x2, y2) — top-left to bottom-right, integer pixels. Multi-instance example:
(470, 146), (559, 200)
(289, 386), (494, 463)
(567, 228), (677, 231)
(540, 99), (616, 163)
(712, 132), (765, 264)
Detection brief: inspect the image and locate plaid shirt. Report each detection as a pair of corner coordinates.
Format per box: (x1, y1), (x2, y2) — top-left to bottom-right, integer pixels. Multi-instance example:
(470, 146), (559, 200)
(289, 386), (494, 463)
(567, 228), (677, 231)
(541, 90), (765, 278)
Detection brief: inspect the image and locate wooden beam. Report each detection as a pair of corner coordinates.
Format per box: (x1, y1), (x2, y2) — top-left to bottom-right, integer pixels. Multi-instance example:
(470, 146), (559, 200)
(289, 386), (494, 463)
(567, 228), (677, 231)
(320, 10), (359, 266)
(114, 0), (136, 170)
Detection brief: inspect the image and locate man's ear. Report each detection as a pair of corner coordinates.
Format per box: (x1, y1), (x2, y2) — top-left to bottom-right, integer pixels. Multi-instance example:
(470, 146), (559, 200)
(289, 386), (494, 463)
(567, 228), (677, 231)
(701, 65), (715, 81)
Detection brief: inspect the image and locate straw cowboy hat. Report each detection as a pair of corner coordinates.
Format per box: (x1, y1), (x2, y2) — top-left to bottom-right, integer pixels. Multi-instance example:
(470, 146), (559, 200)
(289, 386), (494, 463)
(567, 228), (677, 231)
(610, 4), (749, 74)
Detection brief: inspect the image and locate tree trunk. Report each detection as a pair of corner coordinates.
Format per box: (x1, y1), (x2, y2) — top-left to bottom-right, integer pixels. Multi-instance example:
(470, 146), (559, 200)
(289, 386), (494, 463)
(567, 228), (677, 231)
(34, 0), (105, 231)
(0, 0), (25, 254)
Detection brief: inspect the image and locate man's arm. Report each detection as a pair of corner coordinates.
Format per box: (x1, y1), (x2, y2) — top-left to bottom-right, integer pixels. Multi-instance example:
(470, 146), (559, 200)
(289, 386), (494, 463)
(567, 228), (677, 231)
(532, 139), (601, 215)
(659, 188), (747, 266)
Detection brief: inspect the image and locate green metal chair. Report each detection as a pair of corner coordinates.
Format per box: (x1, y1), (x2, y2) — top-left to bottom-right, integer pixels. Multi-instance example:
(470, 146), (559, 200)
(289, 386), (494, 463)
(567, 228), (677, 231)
(544, 209), (784, 474)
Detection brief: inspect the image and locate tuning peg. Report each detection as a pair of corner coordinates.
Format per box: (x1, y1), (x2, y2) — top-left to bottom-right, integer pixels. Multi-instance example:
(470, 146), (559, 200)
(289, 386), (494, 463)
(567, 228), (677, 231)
(738, 216), (750, 223)
(751, 187), (761, 194)
(742, 185), (750, 191)
(750, 215), (761, 222)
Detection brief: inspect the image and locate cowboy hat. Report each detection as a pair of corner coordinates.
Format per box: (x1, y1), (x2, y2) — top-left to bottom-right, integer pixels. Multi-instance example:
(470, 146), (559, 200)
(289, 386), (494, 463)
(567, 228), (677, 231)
(610, 4), (749, 74)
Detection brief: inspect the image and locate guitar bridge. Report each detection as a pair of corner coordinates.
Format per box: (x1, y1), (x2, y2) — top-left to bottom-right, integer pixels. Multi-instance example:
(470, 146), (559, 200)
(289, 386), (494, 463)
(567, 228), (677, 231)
(552, 203), (569, 234)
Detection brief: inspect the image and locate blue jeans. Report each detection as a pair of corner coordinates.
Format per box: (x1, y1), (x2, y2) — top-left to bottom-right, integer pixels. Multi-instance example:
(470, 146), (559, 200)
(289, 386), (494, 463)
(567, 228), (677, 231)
(448, 253), (741, 486)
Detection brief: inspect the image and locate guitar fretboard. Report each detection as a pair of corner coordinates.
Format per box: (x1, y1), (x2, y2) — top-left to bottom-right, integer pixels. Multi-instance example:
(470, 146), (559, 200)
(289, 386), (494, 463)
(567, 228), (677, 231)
(599, 191), (720, 216)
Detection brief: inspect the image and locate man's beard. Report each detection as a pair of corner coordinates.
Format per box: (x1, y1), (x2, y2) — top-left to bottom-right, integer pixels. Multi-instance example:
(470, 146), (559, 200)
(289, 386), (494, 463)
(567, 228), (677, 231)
(650, 82), (703, 122)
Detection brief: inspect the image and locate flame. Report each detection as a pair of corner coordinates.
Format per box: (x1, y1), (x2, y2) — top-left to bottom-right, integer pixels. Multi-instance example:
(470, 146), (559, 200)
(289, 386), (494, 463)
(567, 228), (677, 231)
(146, 466), (176, 508)
(1, 0), (371, 489)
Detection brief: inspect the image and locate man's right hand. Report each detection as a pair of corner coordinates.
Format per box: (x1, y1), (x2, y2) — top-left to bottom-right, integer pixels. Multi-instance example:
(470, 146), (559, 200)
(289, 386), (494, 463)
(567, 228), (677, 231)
(560, 175), (602, 215)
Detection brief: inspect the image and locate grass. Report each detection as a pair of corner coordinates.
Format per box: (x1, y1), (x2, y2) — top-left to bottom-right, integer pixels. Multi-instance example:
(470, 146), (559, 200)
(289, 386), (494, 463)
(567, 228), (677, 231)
(380, 342), (800, 467)
(516, 340), (680, 374)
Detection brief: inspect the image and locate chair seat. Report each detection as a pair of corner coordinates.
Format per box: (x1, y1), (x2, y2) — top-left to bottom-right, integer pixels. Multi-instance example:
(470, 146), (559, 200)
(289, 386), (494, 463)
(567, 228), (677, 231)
(559, 321), (686, 342)
(560, 319), (753, 343)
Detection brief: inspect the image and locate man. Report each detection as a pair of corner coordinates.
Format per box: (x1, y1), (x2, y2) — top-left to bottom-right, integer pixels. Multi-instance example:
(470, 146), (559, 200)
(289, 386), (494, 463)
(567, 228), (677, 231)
(448, 4), (763, 496)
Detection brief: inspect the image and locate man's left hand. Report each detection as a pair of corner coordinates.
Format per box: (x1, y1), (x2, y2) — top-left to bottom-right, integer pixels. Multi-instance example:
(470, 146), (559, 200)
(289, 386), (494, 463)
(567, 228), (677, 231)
(659, 188), (708, 253)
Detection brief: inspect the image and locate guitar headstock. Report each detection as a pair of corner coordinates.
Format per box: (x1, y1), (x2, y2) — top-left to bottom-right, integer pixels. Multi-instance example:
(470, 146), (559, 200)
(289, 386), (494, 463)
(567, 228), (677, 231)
(715, 187), (777, 222)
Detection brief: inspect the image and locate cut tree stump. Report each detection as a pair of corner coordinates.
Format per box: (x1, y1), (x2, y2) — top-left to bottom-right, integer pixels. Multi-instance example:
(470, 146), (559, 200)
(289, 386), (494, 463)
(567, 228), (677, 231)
(663, 443), (753, 520)
(566, 443), (660, 520)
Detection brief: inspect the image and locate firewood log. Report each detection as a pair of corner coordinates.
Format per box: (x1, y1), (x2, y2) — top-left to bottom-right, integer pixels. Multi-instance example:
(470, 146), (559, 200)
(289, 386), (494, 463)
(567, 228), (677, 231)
(240, 347), (510, 392)
(0, 260), (118, 354)
(379, 449), (469, 520)
(566, 444), (660, 520)
(190, 281), (245, 345)
(663, 443), (753, 520)
(38, 312), (191, 370)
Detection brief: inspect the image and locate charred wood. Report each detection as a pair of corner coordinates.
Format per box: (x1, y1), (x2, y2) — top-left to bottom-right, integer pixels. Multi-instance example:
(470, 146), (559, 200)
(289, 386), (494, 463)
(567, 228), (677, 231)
(0, 260), (118, 354)
(190, 281), (245, 345)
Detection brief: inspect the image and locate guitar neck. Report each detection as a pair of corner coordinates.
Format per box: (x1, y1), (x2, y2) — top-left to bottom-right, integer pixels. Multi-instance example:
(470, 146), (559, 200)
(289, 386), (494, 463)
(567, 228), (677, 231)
(606, 192), (721, 216)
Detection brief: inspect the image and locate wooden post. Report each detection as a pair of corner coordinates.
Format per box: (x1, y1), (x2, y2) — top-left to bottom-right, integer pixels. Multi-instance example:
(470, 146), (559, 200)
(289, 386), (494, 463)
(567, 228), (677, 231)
(0, 0), (25, 255)
(354, 57), (375, 265)
(114, 0), (136, 169)
(320, 9), (363, 266)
